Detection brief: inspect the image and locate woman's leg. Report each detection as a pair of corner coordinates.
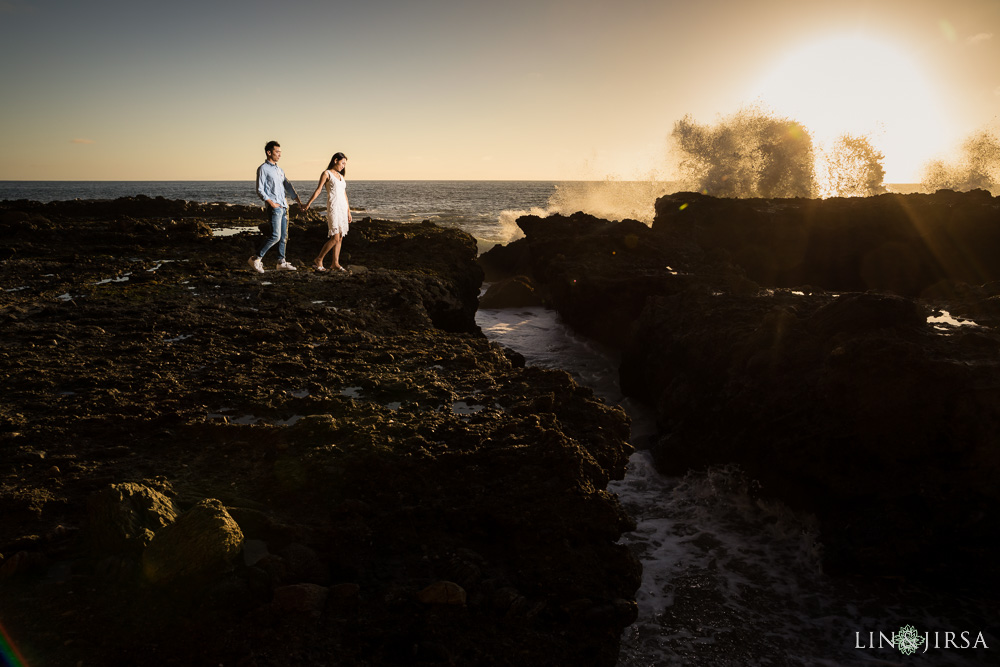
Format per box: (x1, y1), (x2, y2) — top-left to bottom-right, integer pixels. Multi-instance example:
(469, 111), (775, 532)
(331, 233), (344, 269)
(314, 234), (338, 266)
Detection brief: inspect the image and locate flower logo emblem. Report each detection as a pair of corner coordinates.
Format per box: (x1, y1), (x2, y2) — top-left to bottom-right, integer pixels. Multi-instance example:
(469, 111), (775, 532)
(897, 625), (925, 655)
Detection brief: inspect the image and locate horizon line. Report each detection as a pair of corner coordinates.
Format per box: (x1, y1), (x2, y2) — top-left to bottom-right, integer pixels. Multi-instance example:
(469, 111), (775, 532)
(0, 178), (924, 185)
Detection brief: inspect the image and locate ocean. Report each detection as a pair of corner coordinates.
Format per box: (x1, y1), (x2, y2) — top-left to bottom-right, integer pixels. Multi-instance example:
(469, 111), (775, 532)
(4, 179), (989, 664)
(0, 180), (672, 247)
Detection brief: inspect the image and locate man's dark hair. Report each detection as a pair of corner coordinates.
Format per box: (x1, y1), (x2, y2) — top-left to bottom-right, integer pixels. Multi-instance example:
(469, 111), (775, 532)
(264, 140), (280, 154)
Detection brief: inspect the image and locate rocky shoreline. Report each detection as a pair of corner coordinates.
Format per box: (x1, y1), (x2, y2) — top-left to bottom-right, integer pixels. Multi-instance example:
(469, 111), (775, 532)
(0, 197), (639, 666)
(482, 190), (1000, 591)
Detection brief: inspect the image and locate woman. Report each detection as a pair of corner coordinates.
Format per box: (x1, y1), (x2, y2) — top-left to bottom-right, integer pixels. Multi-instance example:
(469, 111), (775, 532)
(302, 152), (351, 272)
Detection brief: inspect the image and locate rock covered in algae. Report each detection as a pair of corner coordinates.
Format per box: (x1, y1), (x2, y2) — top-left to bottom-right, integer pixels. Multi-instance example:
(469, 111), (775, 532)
(86, 482), (178, 555)
(141, 498), (243, 585)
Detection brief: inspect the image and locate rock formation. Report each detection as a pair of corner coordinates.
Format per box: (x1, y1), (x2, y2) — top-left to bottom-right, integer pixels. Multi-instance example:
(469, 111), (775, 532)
(481, 190), (1000, 589)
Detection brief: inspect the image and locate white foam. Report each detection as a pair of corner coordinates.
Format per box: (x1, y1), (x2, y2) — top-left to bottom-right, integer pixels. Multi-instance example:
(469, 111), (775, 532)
(146, 259), (182, 272)
(94, 273), (132, 285)
(206, 412), (303, 426)
(927, 309), (979, 331)
(213, 225), (260, 237)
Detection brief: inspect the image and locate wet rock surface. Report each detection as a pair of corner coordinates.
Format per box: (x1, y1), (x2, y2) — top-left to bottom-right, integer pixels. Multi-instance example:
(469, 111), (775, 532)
(0, 198), (638, 666)
(482, 190), (1000, 589)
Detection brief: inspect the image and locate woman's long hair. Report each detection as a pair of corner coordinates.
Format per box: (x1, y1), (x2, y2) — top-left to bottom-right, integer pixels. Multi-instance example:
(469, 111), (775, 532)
(326, 152), (347, 177)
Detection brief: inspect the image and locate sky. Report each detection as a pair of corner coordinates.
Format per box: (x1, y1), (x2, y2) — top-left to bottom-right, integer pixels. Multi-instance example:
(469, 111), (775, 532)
(1, 0), (998, 182)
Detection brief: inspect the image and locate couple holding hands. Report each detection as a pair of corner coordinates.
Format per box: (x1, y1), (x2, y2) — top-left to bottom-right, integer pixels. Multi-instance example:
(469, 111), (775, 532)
(248, 140), (352, 274)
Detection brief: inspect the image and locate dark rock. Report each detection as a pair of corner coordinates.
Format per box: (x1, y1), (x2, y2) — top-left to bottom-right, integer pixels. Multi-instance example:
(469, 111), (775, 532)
(498, 191), (1000, 589)
(269, 583), (329, 617)
(478, 275), (544, 308)
(252, 554), (289, 587)
(226, 506), (300, 546)
(95, 554), (140, 582)
(329, 582), (361, 599)
(141, 499), (244, 585)
(417, 580), (467, 606)
(277, 543), (329, 585)
(0, 550), (47, 578)
(476, 211), (698, 347)
(478, 237), (532, 281)
(201, 576), (257, 614)
(86, 482), (178, 555)
(491, 587), (527, 615)
(653, 190), (1000, 297)
(805, 291), (925, 335)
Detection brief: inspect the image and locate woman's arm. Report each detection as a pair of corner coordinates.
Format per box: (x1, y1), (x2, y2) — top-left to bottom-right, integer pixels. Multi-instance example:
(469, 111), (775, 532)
(302, 171), (330, 210)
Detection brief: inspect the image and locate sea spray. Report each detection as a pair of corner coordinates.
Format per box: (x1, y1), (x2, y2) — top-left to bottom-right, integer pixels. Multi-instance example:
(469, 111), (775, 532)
(496, 206), (552, 243)
(672, 106), (818, 198)
(495, 180), (681, 242)
(922, 127), (1000, 193)
(546, 180), (679, 222)
(820, 134), (888, 198)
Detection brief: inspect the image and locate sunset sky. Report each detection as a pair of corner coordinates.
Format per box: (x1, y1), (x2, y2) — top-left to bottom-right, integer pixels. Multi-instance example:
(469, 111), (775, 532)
(1, 0), (998, 182)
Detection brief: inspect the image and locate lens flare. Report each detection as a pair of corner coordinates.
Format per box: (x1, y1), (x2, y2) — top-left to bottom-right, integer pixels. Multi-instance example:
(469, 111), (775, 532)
(0, 622), (28, 667)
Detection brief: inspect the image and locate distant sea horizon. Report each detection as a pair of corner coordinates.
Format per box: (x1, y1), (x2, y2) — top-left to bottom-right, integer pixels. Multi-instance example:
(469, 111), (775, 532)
(0, 179), (928, 246)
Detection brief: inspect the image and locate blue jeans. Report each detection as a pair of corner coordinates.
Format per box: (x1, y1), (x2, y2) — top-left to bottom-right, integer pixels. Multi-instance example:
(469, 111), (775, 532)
(257, 205), (288, 261)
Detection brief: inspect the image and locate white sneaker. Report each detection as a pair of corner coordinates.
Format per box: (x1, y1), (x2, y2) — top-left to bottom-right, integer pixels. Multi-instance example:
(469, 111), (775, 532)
(276, 260), (297, 271)
(248, 256), (264, 273)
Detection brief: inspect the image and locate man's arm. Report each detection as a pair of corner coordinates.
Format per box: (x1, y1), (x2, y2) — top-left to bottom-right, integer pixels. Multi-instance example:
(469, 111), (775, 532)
(283, 177), (302, 207)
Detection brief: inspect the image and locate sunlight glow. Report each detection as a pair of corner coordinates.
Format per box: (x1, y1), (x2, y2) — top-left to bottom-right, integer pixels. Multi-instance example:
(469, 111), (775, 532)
(750, 35), (954, 182)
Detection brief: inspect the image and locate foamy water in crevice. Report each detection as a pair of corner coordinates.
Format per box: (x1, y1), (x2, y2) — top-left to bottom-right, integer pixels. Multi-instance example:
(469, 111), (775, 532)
(476, 305), (997, 667)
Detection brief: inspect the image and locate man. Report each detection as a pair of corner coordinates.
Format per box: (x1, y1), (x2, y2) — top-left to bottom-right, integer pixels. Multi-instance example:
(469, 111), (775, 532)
(248, 140), (303, 273)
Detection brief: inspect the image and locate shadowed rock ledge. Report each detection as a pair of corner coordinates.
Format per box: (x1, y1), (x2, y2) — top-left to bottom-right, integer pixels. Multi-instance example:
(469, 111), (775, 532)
(480, 190), (1000, 590)
(0, 198), (638, 666)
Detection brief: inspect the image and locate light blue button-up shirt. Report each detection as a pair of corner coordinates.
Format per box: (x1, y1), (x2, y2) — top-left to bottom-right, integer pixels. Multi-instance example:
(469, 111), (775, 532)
(256, 160), (297, 208)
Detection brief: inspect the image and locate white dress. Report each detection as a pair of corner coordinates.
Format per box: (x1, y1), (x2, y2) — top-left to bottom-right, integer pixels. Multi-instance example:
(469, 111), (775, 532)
(324, 170), (349, 237)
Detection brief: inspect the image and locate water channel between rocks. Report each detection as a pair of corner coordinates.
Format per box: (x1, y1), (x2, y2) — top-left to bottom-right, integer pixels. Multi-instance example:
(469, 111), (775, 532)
(476, 305), (997, 667)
